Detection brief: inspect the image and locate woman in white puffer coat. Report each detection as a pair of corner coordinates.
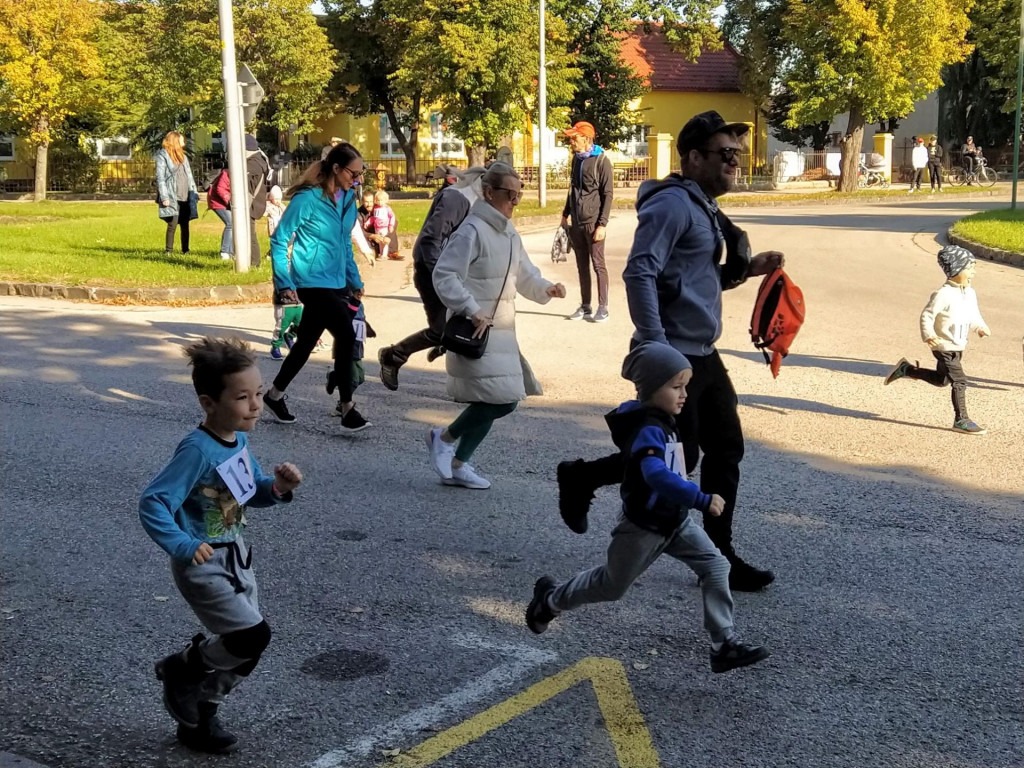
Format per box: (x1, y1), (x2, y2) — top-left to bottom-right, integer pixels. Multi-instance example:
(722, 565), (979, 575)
(427, 163), (566, 489)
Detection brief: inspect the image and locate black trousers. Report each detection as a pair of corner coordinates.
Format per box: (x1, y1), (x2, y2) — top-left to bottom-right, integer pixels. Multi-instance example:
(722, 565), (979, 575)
(385, 261), (447, 366)
(568, 223), (608, 311)
(964, 155), (976, 174)
(580, 350), (745, 553)
(905, 350), (969, 421)
(249, 218), (261, 268)
(911, 168), (924, 189)
(165, 200), (190, 253)
(928, 159), (943, 190)
(273, 288), (356, 402)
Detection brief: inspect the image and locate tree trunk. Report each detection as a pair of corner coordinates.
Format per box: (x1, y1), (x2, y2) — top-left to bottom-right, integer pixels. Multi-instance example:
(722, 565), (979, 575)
(467, 143), (487, 167)
(34, 116), (49, 202)
(383, 96), (421, 185)
(837, 107), (865, 192)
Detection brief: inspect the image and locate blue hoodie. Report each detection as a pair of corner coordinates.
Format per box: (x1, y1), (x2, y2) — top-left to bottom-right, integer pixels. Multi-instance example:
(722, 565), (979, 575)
(271, 186), (362, 293)
(622, 174), (725, 357)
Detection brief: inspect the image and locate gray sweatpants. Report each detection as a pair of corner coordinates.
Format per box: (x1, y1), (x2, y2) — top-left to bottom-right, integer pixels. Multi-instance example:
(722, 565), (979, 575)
(171, 536), (263, 703)
(550, 514), (735, 643)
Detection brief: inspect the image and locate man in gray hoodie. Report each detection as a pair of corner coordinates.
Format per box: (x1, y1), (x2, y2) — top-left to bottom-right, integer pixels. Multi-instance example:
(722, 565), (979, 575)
(557, 111), (783, 592)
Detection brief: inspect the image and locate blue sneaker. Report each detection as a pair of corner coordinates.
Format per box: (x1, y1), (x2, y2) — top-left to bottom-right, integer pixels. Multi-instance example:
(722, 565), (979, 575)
(269, 347), (284, 361)
(284, 333), (297, 350)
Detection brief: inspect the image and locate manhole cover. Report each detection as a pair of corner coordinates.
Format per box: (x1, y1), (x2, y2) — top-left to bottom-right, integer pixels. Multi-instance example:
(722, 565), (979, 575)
(301, 649), (389, 681)
(335, 530), (368, 542)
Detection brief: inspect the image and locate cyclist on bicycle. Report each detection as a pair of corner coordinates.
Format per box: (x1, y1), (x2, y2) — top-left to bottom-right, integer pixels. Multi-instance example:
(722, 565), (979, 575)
(960, 136), (982, 179)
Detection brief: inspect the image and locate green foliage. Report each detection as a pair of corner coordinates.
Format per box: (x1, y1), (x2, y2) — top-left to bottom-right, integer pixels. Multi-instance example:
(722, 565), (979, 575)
(766, 87), (831, 149)
(970, 0), (1021, 106)
(48, 136), (101, 193)
(721, 0), (785, 113)
(952, 208), (1024, 253)
(939, 51), (1016, 149)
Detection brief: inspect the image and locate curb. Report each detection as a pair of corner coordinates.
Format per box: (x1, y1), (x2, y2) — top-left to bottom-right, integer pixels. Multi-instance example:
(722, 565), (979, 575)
(0, 280), (272, 303)
(946, 229), (1024, 269)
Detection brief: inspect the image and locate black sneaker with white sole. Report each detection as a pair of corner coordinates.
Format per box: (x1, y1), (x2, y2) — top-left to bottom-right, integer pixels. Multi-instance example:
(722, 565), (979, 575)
(526, 576), (558, 634)
(263, 394), (296, 423)
(339, 406), (371, 433)
(709, 637), (770, 673)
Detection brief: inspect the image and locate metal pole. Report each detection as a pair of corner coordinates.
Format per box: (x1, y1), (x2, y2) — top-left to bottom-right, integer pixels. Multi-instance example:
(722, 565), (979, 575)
(1011, 0), (1024, 210)
(218, 0), (250, 272)
(538, 0), (547, 208)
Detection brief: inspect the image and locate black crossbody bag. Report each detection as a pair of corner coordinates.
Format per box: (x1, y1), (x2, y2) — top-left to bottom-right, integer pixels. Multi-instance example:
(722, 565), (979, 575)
(442, 238), (514, 359)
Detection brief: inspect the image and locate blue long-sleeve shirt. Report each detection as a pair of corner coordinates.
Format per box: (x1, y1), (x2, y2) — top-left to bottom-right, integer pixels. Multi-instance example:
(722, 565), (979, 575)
(631, 425), (711, 513)
(139, 427), (288, 563)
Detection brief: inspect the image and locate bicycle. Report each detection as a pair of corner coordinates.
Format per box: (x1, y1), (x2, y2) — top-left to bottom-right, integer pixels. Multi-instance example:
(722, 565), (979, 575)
(948, 157), (998, 187)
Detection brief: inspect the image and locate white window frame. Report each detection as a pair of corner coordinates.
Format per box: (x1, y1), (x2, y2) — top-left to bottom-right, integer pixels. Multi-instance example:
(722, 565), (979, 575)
(379, 115), (406, 158)
(621, 125), (650, 158)
(428, 112), (464, 158)
(95, 137), (133, 160)
(0, 134), (14, 162)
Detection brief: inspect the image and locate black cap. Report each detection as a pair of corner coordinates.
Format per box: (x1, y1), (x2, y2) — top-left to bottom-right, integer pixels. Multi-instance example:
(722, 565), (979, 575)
(244, 134), (259, 152)
(677, 111), (749, 156)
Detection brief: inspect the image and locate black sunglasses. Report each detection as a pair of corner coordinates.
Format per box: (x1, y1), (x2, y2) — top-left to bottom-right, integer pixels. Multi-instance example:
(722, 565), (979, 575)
(341, 166), (365, 178)
(493, 186), (523, 203)
(697, 147), (741, 164)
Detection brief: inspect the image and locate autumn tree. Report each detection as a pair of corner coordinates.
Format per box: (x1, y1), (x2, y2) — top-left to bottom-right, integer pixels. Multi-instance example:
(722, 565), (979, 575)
(0, 0), (105, 200)
(782, 0), (972, 191)
(970, 0), (1021, 105)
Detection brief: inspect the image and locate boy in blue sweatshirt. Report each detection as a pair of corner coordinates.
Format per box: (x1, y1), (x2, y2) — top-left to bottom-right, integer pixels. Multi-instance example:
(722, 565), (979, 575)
(139, 337), (302, 753)
(527, 342), (769, 673)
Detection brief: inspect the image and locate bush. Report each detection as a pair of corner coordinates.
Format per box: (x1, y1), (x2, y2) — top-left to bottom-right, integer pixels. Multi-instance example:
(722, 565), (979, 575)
(48, 139), (101, 193)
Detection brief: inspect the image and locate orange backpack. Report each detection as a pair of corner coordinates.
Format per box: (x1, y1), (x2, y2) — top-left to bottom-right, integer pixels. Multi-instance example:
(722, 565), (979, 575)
(749, 267), (805, 378)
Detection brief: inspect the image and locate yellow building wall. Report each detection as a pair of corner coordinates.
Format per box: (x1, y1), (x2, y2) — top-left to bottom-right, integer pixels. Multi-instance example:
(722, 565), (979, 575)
(1, 137), (36, 179)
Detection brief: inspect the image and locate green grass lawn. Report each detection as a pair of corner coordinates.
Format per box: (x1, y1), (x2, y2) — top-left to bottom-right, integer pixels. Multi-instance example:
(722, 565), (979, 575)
(950, 209), (1024, 254)
(0, 198), (566, 288)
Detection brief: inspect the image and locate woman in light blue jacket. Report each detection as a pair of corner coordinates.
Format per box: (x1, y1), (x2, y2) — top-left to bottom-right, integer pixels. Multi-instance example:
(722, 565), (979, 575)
(154, 131), (198, 254)
(263, 142), (370, 432)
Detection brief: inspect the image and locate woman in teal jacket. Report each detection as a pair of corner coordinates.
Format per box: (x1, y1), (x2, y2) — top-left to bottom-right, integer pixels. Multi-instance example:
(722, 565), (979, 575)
(263, 142), (370, 432)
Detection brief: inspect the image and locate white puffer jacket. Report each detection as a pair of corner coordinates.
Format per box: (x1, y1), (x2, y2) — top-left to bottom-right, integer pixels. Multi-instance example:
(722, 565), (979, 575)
(433, 200), (554, 404)
(920, 281), (988, 352)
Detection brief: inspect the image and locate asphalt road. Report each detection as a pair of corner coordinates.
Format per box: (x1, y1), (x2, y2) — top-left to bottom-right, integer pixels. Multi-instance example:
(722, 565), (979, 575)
(1, 194), (1022, 768)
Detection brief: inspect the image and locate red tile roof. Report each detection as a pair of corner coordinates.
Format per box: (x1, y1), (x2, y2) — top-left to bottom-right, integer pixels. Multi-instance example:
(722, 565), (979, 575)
(618, 27), (742, 93)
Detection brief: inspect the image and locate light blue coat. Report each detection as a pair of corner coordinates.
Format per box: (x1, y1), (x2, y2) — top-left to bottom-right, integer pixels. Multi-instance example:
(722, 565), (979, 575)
(155, 148), (197, 220)
(270, 186), (362, 292)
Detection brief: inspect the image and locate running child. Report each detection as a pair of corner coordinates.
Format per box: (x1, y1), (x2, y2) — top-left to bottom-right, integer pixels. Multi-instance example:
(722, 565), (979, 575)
(884, 245), (991, 434)
(139, 337), (302, 753)
(526, 342), (770, 673)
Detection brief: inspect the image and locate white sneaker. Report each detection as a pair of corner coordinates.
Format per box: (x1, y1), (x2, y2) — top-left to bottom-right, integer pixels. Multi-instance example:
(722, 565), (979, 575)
(444, 463), (491, 490)
(221, 252), (232, 261)
(426, 427), (455, 480)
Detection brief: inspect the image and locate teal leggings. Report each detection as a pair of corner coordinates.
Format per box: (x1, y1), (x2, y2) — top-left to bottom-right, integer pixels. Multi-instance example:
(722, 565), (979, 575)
(448, 402), (518, 462)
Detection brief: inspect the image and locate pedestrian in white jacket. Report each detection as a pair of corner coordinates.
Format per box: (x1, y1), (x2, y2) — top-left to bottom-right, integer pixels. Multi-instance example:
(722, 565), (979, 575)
(426, 163), (567, 489)
(908, 137), (928, 193)
(884, 245), (990, 434)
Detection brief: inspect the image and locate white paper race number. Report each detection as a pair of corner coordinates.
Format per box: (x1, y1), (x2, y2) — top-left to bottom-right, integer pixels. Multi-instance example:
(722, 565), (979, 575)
(665, 441), (686, 478)
(215, 448), (257, 504)
(353, 317), (367, 343)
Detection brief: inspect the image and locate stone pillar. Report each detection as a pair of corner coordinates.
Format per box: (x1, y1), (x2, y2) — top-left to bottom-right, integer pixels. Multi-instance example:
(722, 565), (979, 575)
(873, 132), (894, 182)
(648, 133), (674, 180)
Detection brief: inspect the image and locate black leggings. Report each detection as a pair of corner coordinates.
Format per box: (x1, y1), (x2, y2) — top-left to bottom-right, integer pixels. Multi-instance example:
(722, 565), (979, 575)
(273, 288), (356, 402)
(905, 350), (969, 421)
(165, 200), (190, 253)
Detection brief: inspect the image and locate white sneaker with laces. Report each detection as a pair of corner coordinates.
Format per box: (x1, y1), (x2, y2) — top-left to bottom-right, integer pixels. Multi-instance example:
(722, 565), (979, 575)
(426, 427), (455, 479)
(444, 463), (491, 490)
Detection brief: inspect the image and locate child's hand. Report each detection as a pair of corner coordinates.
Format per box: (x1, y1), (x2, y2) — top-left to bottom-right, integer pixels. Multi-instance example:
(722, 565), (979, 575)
(274, 463), (303, 494)
(708, 494), (725, 517)
(546, 283), (567, 299)
(925, 337), (941, 348)
(192, 542), (215, 565)
(978, 327), (991, 338)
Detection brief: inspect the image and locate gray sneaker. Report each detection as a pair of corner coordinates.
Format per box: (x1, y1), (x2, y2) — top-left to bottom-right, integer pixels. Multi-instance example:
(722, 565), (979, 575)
(952, 419), (987, 435)
(884, 358), (912, 385)
(590, 307), (609, 323)
(567, 306), (591, 321)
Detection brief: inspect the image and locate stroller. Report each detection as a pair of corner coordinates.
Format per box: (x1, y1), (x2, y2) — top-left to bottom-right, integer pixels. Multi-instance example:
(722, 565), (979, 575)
(858, 152), (889, 188)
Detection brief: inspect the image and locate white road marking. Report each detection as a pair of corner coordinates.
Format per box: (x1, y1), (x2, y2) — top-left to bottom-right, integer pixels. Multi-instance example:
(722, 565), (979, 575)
(311, 634), (557, 768)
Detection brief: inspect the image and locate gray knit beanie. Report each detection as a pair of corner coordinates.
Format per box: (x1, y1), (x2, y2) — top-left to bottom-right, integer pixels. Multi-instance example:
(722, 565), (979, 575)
(621, 342), (692, 402)
(937, 245), (975, 278)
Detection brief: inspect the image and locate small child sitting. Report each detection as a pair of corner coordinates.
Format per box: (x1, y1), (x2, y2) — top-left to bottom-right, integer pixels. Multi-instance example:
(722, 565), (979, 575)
(884, 245), (990, 434)
(371, 190), (401, 260)
(527, 342), (770, 674)
(266, 186), (303, 361)
(139, 337), (302, 753)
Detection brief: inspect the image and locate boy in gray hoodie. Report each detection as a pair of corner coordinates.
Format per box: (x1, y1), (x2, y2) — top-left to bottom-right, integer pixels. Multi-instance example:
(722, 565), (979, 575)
(885, 245), (990, 433)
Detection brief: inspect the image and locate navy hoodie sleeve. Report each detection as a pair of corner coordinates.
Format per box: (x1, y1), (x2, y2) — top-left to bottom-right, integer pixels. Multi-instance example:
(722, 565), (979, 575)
(623, 191), (691, 344)
(597, 155), (613, 227)
(631, 425), (712, 513)
(417, 190), (470, 270)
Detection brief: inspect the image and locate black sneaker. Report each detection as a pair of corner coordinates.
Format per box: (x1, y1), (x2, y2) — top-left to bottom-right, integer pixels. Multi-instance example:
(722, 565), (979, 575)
(176, 702), (239, 754)
(325, 370), (337, 395)
(727, 555), (775, 592)
(339, 406), (371, 433)
(710, 637), (770, 673)
(263, 394), (296, 424)
(526, 576), (558, 634)
(426, 346), (445, 363)
(154, 634), (209, 728)
(556, 460), (594, 534)
(884, 358), (912, 385)
(378, 348), (400, 391)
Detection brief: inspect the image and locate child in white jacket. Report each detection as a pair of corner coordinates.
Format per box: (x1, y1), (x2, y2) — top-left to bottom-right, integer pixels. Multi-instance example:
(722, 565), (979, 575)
(884, 245), (990, 434)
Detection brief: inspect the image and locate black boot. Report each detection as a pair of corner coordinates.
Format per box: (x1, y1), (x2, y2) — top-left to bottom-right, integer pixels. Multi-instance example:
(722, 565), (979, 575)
(378, 347), (400, 391)
(556, 460), (594, 534)
(177, 702), (239, 754)
(154, 633), (210, 727)
(724, 550), (775, 592)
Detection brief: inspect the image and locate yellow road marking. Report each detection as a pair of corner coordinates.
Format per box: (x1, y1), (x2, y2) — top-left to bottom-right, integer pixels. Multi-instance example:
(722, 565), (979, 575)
(384, 657), (661, 768)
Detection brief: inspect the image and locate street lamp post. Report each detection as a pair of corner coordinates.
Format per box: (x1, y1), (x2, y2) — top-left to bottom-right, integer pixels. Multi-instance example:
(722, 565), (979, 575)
(217, 0), (250, 272)
(538, 0), (547, 208)
(1012, 0), (1024, 210)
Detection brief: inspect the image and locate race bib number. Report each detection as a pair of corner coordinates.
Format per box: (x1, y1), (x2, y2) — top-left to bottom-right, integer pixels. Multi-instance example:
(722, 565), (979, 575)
(665, 441), (686, 478)
(353, 318), (367, 343)
(215, 447), (257, 504)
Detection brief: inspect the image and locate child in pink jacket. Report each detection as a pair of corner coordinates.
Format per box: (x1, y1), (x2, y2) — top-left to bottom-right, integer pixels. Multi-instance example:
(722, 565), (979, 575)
(371, 191), (402, 260)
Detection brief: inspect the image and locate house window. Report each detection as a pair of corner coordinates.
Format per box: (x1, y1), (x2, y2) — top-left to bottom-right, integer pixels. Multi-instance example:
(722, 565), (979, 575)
(95, 137), (132, 160)
(379, 116), (405, 158)
(211, 132), (225, 153)
(428, 112), (464, 157)
(621, 125), (650, 157)
(0, 135), (14, 161)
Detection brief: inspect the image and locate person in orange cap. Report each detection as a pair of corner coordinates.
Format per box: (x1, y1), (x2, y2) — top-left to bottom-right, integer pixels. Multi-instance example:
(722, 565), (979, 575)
(561, 121), (614, 323)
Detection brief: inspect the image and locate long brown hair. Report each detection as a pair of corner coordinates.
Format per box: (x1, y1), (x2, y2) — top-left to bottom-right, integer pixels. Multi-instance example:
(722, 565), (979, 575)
(162, 131), (185, 165)
(287, 142), (361, 199)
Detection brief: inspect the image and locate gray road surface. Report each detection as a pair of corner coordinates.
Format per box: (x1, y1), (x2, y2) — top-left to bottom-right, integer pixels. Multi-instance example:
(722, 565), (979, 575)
(1, 195), (1022, 768)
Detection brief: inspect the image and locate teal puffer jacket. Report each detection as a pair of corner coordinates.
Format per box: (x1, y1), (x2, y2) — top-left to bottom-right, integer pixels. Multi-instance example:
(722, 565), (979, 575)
(270, 186), (362, 292)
